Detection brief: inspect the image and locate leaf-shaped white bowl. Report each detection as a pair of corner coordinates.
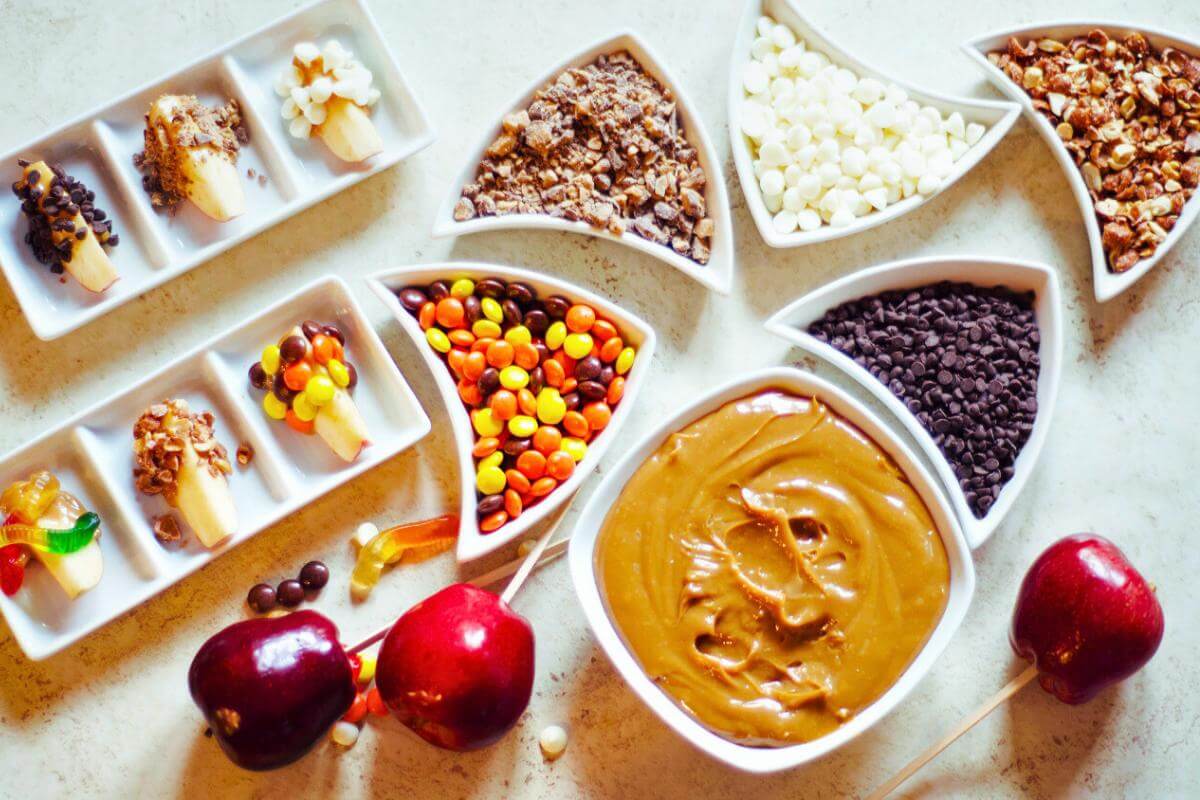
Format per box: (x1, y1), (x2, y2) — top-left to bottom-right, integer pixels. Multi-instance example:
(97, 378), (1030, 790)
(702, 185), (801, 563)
(963, 21), (1200, 302)
(764, 256), (1063, 548)
(431, 31), (735, 295)
(569, 366), (974, 772)
(368, 263), (656, 563)
(729, 0), (1021, 248)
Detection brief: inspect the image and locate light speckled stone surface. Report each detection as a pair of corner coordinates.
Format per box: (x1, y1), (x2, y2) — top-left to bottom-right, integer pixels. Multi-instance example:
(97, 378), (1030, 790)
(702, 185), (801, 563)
(1, 0), (1197, 796)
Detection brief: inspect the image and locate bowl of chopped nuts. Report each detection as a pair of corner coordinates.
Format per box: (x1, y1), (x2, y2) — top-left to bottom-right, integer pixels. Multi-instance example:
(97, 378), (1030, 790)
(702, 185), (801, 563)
(432, 31), (734, 296)
(964, 22), (1200, 302)
(730, 0), (1021, 248)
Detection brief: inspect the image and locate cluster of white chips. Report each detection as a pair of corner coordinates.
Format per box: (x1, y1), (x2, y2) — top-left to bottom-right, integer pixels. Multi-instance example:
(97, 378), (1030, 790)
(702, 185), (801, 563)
(742, 16), (987, 233)
(275, 40), (380, 139)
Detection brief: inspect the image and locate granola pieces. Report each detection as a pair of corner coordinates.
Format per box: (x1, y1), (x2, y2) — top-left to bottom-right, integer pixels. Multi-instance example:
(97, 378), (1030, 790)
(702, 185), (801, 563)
(133, 399), (232, 503)
(990, 30), (1200, 273)
(455, 50), (714, 265)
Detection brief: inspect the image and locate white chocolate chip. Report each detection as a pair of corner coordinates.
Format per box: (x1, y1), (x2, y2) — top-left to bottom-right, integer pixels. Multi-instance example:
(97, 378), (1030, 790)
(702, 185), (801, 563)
(539, 725), (568, 760)
(281, 98), (300, 120)
(353, 522), (380, 548)
(309, 76), (333, 104)
(289, 116), (313, 139)
(293, 41), (320, 65)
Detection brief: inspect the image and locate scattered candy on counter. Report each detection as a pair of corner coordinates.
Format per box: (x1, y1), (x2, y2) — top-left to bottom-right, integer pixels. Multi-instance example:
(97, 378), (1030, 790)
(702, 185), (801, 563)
(246, 560), (330, 613)
(396, 277), (638, 533)
(539, 724), (568, 760)
(248, 320), (370, 462)
(741, 15), (986, 232)
(349, 515), (458, 600)
(988, 30), (1200, 273)
(807, 281), (1041, 518)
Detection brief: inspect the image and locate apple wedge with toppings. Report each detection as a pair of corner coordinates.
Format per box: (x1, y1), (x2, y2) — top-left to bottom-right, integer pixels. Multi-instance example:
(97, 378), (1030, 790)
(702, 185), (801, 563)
(248, 320), (369, 462)
(133, 399), (238, 548)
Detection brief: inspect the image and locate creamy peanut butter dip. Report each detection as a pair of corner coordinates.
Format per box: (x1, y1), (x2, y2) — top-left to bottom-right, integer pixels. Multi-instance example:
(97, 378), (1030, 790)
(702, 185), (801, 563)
(597, 390), (950, 745)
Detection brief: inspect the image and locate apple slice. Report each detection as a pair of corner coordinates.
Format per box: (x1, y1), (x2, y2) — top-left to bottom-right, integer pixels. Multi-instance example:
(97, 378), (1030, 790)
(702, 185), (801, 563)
(33, 490), (102, 599)
(313, 376), (369, 462)
(317, 97), (383, 163)
(19, 160), (118, 292)
(134, 399), (238, 548)
(145, 95), (245, 222)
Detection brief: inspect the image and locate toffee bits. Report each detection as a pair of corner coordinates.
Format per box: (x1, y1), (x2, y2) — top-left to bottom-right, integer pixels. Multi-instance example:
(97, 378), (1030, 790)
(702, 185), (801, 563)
(808, 281), (1041, 518)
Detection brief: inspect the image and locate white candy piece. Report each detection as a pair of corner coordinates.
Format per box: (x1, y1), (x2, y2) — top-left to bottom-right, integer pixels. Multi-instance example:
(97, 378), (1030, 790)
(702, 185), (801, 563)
(309, 76), (333, 104)
(304, 102), (327, 126)
(330, 721), (360, 747)
(539, 725), (568, 760)
(353, 522), (380, 548)
(293, 41), (320, 65)
(289, 116), (313, 139)
(773, 209), (799, 233)
(281, 97), (300, 120)
(290, 85), (310, 109)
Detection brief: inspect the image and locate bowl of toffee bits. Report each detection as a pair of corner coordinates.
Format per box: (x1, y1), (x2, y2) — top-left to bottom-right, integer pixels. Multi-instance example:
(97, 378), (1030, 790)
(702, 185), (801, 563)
(433, 32), (734, 295)
(964, 23), (1200, 302)
(765, 255), (1064, 547)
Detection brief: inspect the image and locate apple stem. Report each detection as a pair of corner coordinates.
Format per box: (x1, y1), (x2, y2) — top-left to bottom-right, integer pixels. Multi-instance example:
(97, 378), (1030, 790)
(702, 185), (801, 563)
(345, 533), (572, 655)
(500, 500), (574, 606)
(866, 664), (1039, 800)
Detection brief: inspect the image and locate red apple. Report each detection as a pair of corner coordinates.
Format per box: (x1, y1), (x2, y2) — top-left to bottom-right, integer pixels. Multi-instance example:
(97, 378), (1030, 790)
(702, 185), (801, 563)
(188, 610), (357, 770)
(1010, 534), (1164, 704)
(376, 583), (535, 750)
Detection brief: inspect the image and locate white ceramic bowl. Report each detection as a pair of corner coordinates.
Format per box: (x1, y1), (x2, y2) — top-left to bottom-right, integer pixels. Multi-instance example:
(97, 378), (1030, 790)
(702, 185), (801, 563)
(962, 21), (1200, 303)
(729, 0), (1021, 249)
(764, 256), (1062, 548)
(0, 0), (435, 340)
(569, 366), (974, 773)
(367, 263), (656, 563)
(431, 31), (735, 295)
(0, 276), (430, 660)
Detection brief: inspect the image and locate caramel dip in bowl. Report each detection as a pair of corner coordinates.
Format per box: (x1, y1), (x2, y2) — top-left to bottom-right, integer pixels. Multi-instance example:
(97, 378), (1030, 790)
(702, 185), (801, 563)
(570, 368), (974, 771)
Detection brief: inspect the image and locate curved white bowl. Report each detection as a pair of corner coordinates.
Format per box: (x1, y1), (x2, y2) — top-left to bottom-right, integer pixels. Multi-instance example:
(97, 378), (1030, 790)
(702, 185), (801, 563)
(963, 21), (1200, 303)
(568, 366), (974, 773)
(432, 31), (735, 295)
(729, 0), (1021, 248)
(764, 256), (1062, 549)
(368, 263), (656, 563)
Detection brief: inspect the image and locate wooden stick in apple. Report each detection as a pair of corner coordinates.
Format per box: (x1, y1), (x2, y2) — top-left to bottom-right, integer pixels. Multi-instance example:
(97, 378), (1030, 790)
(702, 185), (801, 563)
(867, 534), (1164, 799)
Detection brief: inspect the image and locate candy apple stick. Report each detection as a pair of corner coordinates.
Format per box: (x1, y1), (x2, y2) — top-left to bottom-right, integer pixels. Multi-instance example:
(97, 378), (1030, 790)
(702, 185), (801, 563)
(346, 511), (572, 656)
(866, 665), (1038, 800)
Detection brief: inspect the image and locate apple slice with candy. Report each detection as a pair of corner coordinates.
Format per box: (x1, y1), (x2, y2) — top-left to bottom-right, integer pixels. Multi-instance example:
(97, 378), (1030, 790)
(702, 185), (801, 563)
(868, 534), (1164, 799)
(188, 610), (357, 771)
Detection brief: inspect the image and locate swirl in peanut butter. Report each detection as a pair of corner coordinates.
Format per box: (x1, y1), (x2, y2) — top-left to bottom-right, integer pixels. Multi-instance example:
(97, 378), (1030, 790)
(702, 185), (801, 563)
(596, 390), (950, 745)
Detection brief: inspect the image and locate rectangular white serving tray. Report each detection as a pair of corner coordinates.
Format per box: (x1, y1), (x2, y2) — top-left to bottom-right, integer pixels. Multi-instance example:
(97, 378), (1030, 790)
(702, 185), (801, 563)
(0, 276), (431, 660)
(0, 0), (435, 341)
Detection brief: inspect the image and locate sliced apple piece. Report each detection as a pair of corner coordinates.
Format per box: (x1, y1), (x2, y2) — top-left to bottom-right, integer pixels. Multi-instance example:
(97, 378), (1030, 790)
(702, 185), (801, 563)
(134, 399), (238, 549)
(317, 97), (383, 163)
(143, 95), (245, 222)
(17, 160), (118, 292)
(33, 490), (103, 599)
(314, 381), (370, 462)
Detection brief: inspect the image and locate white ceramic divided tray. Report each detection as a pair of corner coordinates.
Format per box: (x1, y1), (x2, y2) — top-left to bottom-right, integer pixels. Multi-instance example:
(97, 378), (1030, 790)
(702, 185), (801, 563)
(432, 31), (735, 295)
(963, 21), (1200, 303)
(729, 0), (1021, 249)
(765, 256), (1063, 548)
(0, 0), (434, 340)
(0, 276), (430, 660)
(569, 367), (974, 773)
(368, 263), (656, 563)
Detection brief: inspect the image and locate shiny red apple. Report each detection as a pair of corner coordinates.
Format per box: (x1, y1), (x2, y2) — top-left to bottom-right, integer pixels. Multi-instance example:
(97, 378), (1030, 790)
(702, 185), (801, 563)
(188, 610), (357, 770)
(376, 583), (535, 750)
(1011, 534), (1164, 704)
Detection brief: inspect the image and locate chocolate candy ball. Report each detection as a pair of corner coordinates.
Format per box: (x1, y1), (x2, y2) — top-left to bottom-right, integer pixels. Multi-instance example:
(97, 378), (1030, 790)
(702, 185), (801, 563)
(276, 579), (305, 608)
(246, 583), (276, 613)
(299, 561), (329, 591)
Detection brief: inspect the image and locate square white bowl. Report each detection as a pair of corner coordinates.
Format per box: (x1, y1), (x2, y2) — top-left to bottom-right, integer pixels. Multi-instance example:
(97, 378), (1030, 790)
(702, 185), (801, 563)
(962, 20), (1200, 302)
(568, 366), (974, 773)
(0, 275), (430, 660)
(368, 263), (656, 563)
(431, 31), (734, 295)
(729, 0), (1020, 248)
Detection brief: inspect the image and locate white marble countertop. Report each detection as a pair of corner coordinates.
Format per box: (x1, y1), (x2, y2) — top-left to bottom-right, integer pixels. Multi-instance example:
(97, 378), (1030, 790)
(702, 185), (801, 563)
(1, 0), (1197, 796)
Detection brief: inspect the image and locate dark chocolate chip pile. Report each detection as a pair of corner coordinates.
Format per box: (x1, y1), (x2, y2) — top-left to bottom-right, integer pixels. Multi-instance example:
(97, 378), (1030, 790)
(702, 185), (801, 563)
(807, 281), (1041, 518)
